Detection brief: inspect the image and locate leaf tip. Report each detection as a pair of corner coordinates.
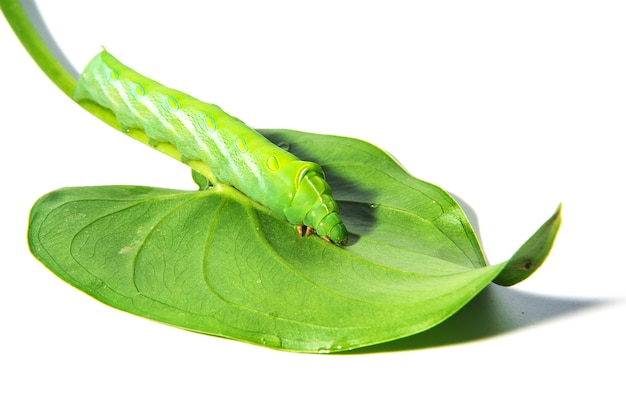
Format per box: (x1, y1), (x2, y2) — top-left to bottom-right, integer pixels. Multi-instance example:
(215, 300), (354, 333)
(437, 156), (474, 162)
(492, 204), (562, 287)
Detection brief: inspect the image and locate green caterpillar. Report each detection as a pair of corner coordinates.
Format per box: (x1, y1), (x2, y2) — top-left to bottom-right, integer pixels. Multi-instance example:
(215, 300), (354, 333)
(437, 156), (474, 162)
(74, 51), (348, 245)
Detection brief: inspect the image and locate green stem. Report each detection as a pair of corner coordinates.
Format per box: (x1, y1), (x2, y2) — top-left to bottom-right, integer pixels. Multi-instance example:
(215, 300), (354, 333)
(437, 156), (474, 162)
(1, 0), (217, 183)
(0, 0), (76, 97)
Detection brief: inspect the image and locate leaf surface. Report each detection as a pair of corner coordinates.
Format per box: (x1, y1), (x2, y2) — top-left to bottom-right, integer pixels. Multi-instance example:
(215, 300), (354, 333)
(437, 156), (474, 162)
(28, 130), (560, 352)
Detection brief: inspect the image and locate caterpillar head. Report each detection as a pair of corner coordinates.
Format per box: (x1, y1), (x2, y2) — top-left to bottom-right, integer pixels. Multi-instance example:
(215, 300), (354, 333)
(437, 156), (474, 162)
(284, 164), (348, 246)
(317, 212), (348, 246)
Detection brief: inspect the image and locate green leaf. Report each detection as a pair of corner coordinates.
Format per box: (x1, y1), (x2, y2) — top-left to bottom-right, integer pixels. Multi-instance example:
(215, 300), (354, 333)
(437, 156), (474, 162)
(492, 204), (561, 286)
(3, 0), (559, 353)
(28, 129), (560, 353)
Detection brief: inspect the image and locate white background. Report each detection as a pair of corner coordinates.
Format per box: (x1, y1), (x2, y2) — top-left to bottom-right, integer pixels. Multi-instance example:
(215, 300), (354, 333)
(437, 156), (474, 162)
(1, 1), (624, 415)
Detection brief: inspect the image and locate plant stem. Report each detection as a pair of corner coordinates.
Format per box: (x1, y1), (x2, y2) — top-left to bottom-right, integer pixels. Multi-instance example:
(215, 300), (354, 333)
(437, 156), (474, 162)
(0, 0), (76, 97)
(1, 0), (217, 183)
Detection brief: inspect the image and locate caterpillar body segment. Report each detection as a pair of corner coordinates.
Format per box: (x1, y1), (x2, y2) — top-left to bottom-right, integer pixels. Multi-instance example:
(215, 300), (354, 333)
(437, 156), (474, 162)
(74, 51), (348, 245)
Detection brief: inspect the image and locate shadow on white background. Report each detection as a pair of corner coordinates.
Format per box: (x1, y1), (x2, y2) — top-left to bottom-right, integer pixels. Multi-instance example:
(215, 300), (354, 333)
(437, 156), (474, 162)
(349, 284), (608, 353)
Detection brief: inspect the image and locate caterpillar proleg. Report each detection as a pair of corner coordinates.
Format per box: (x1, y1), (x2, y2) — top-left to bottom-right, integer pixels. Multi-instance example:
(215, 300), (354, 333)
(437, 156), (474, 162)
(74, 51), (348, 245)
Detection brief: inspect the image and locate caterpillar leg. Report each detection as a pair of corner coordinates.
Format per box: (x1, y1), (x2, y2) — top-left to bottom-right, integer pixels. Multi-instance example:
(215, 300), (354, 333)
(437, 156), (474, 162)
(297, 225), (312, 237)
(297, 225), (345, 246)
(298, 226), (338, 245)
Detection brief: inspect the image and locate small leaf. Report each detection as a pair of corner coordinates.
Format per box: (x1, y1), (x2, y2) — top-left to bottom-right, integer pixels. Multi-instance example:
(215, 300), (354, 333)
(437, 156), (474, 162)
(28, 130), (560, 352)
(191, 169), (211, 190)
